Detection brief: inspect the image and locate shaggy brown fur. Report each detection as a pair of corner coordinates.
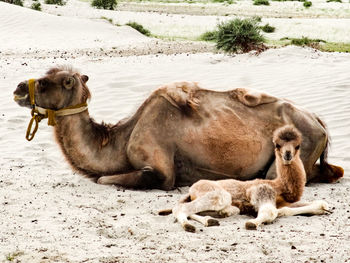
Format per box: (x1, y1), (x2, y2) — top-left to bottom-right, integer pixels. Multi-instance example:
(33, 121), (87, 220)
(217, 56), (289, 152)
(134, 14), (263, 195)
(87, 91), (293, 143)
(169, 126), (329, 232)
(13, 67), (343, 190)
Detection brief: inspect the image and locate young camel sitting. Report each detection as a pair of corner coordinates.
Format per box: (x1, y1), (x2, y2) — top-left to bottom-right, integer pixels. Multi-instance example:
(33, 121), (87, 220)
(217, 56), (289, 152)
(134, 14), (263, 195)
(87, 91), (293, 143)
(170, 125), (330, 232)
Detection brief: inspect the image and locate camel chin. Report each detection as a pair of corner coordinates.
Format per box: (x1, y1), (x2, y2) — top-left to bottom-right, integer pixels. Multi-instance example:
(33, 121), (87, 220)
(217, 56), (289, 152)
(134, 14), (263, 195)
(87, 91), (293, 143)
(14, 94), (30, 108)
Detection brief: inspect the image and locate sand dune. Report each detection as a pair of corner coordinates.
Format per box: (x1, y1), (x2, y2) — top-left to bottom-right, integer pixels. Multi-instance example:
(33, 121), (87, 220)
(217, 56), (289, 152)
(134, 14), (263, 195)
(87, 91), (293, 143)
(0, 2), (149, 52)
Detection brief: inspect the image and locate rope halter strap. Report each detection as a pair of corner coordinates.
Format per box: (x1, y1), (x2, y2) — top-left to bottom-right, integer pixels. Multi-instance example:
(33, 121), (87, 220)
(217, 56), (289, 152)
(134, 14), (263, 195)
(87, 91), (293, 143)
(25, 78), (88, 141)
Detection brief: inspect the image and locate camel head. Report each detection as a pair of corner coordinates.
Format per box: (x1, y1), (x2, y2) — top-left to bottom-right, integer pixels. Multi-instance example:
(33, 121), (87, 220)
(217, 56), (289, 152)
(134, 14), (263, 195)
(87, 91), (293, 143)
(14, 67), (91, 110)
(273, 125), (302, 165)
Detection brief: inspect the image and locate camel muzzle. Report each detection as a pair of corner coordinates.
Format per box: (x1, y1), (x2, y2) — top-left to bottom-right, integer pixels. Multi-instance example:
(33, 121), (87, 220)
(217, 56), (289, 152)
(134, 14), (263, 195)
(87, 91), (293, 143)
(283, 151), (293, 162)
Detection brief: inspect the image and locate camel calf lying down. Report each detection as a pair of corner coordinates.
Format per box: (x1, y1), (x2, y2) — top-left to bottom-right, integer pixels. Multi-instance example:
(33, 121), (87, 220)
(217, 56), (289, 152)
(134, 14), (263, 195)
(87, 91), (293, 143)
(162, 126), (330, 232)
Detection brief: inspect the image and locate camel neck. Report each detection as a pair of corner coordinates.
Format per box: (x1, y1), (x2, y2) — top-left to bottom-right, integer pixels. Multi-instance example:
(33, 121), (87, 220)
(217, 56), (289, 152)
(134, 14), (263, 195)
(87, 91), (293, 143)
(53, 111), (132, 177)
(274, 156), (306, 203)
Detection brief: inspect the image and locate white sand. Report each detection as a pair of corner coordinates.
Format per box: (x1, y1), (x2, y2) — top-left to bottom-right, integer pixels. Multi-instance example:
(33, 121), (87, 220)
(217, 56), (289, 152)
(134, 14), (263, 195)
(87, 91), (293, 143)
(1, 2), (350, 262)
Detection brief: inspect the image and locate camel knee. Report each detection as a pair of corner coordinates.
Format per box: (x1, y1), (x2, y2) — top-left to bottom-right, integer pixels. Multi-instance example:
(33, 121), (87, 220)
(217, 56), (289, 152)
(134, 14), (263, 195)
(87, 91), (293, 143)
(245, 203), (277, 230)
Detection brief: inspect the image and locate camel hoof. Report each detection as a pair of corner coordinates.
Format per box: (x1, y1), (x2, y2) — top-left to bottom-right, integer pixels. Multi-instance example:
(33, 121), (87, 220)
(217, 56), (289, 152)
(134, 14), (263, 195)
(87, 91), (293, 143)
(183, 223), (196, 233)
(245, 221), (257, 230)
(206, 218), (220, 227)
(97, 176), (108, 185)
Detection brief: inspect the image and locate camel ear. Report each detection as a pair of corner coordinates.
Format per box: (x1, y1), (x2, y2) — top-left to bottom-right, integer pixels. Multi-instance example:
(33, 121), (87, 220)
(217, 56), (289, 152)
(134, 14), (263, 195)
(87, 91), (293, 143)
(63, 76), (75, 90)
(81, 75), (89, 83)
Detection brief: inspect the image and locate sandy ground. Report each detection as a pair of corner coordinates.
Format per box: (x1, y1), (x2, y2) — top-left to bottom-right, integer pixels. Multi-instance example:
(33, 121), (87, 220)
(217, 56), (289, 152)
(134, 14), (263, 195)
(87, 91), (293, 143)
(1, 1), (350, 263)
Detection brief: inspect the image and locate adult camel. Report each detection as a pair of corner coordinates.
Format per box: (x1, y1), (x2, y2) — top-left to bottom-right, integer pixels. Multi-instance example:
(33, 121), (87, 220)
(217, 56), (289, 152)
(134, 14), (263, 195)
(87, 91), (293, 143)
(13, 67), (343, 190)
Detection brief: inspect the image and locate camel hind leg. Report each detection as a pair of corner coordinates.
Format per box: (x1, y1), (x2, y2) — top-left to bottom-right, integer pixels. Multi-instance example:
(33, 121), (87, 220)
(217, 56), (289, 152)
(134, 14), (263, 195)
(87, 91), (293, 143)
(172, 189), (236, 232)
(277, 200), (330, 217)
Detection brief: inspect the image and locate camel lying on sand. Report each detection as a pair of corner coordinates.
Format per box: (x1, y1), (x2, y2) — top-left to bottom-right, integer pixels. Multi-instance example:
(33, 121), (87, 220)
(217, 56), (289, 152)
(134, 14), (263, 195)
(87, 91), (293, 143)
(167, 126), (330, 232)
(13, 67), (343, 190)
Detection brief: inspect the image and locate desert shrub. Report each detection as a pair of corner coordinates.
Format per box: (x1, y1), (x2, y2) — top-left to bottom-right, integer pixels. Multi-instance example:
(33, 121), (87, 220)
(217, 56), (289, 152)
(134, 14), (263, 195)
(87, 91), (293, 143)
(31, 1), (41, 10)
(260, 23), (275, 33)
(45, 0), (66, 5)
(126, 22), (151, 36)
(216, 18), (265, 53)
(0, 0), (24, 6)
(200, 30), (218, 41)
(303, 0), (312, 6)
(91, 0), (117, 10)
(253, 0), (269, 5)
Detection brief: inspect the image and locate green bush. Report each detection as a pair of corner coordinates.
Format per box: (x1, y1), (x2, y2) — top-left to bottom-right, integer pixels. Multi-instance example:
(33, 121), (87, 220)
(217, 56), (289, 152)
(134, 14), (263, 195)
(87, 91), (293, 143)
(327, 0), (341, 2)
(45, 0), (66, 5)
(126, 22), (151, 36)
(0, 0), (23, 6)
(200, 30), (218, 41)
(216, 18), (265, 53)
(253, 0), (270, 5)
(91, 0), (117, 10)
(303, 0), (312, 6)
(260, 23), (275, 33)
(31, 1), (42, 10)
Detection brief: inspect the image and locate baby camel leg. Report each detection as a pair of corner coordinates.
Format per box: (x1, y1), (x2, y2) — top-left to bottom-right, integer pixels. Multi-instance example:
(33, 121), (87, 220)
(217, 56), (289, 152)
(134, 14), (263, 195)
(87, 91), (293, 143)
(172, 190), (233, 232)
(278, 200), (329, 217)
(245, 184), (278, 230)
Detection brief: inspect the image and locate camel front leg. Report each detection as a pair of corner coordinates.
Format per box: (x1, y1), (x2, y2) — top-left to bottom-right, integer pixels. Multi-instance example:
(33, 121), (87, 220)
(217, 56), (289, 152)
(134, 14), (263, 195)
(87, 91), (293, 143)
(277, 200), (330, 217)
(97, 166), (159, 189)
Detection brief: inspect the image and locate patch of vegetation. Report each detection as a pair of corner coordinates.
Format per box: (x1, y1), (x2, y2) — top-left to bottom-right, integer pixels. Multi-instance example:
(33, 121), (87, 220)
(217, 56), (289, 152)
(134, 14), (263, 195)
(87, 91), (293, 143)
(31, 1), (42, 10)
(216, 18), (265, 53)
(45, 0), (66, 5)
(272, 0), (305, 2)
(253, 0), (269, 5)
(126, 22), (151, 36)
(281, 36), (325, 46)
(0, 0), (23, 6)
(327, 0), (341, 2)
(100, 16), (113, 24)
(319, 42), (350, 52)
(91, 0), (117, 10)
(212, 0), (234, 3)
(260, 23), (275, 33)
(303, 0), (312, 7)
(5, 251), (24, 262)
(199, 30), (218, 41)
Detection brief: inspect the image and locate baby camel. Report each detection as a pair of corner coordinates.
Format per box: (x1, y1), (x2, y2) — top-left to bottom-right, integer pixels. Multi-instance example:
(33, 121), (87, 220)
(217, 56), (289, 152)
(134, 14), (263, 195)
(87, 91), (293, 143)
(170, 125), (330, 232)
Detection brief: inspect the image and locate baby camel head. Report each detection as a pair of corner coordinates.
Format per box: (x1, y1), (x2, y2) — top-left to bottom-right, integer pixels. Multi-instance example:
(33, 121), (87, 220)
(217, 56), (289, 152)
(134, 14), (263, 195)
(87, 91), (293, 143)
(13, 66), (91, 110)
(273, 125), (302, 165)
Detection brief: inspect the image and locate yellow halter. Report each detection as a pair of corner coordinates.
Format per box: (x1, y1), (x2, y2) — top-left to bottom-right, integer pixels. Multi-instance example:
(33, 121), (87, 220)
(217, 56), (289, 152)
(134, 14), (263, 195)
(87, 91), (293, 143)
(26, 78), (88, 141)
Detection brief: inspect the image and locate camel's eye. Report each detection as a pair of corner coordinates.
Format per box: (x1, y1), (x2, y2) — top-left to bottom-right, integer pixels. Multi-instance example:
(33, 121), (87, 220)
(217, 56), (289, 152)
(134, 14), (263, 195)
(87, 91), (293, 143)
(38, 79), (49, 92)
(275, 144), (281, 149)
(295, 145), (300, 150)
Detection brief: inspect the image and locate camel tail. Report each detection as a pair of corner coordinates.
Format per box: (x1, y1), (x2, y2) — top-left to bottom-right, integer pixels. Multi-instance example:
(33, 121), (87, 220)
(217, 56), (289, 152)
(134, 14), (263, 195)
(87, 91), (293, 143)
(158, 194), (191, 216)
(314, 116), (344, 183)
(315, 116), (329, 168)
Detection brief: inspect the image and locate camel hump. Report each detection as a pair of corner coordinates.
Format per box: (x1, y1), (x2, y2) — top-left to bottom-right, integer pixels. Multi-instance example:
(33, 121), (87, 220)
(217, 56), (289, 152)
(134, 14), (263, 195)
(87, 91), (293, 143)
(233, 88), (278, 107)
(157, 81), (201, 112)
